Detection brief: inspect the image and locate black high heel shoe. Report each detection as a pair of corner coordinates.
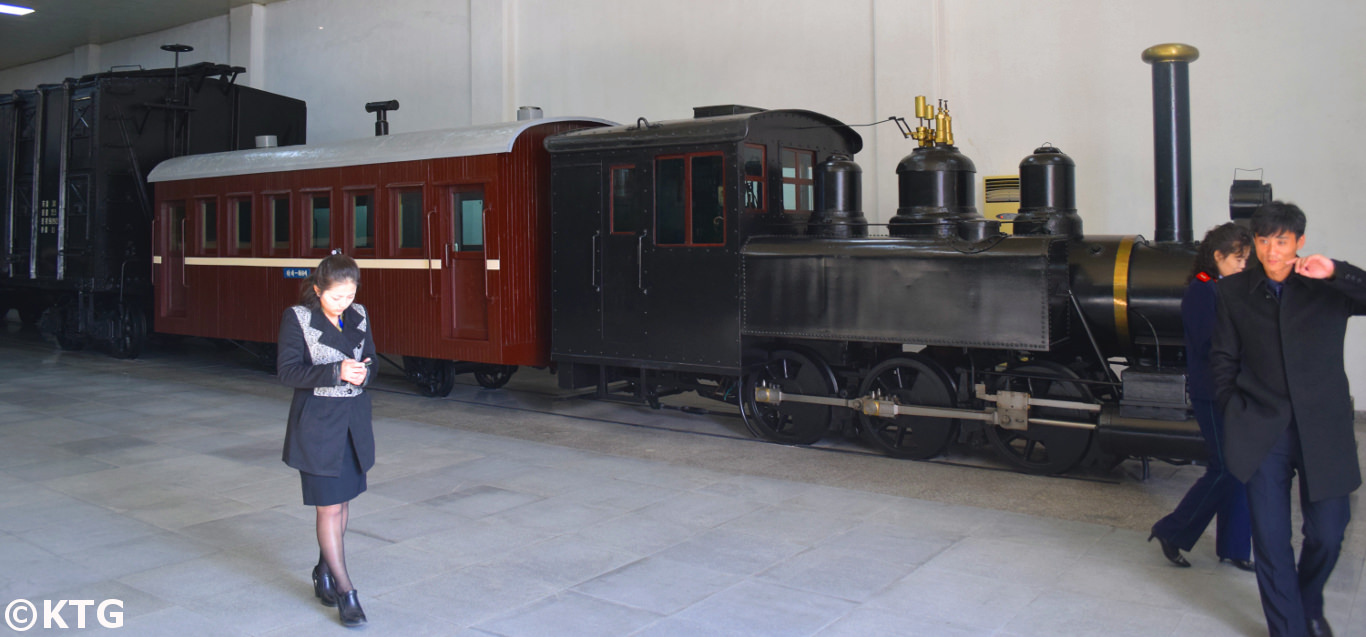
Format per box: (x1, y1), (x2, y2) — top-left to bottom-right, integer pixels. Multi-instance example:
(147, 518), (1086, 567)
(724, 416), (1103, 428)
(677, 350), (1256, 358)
(338, 589), (367, 627)
(312, 565), (338, 607)
(1148, 532), (1191, 567)
(1220, 557), (1255, 572)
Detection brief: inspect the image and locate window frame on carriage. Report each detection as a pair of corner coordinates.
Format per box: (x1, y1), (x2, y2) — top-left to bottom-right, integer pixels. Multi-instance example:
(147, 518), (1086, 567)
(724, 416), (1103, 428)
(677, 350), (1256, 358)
(446, 185), (486, 252)
(194, 196), (219, 256)
(742, 143), (766, 213)
(345, 187), (378, 258)
(302, 189), (334, 257)
(610, 164), (645, 236)
(653, 151), (726, 247)
(227, 193), (254, 257)
(780, 147), (815, 214)
(263, 191), (292, 257)
(388, 184), (425, 257)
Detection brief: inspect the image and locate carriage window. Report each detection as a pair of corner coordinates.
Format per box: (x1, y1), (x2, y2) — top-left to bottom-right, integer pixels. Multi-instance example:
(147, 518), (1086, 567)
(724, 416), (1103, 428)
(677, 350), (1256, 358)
(397, 190), (423, 250)
(743, 144), (765, 211)
(611, 165), (642, 235)
(453, 189), (484, 250)
(233, 199), (252, 254)
(781, 148), (814, 213)
(692, 155), (725, 244)
(270, 197), (290, 252)
(199, 199), (217, 252)
(655, 153), (724, 246)
(310, 194), (330, 251)
(168, 201), (186, 251)
(351, 192), (374, 251)
(656, 158), (686, 245)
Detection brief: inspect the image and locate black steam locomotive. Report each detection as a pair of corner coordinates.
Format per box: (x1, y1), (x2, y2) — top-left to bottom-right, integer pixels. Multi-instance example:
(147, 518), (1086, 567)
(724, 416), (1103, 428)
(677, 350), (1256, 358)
(547, 44), (1243, 474)
(0, 52), (306, 357)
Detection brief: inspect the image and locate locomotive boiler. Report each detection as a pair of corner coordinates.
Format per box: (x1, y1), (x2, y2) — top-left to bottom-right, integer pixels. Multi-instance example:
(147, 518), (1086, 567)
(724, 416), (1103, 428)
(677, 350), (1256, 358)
(0, 51), (306, 357)
(549, 44), (1216, 474)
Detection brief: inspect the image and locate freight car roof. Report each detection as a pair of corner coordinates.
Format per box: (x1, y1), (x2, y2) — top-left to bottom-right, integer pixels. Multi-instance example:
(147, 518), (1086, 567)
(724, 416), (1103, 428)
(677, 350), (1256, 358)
(147, 116), (616, 182)
(543, 109), (862, 154)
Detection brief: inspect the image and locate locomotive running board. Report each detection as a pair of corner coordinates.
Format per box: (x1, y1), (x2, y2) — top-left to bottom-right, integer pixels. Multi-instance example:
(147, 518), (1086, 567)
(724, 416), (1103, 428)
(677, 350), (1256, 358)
(750, 383), (1100, 431)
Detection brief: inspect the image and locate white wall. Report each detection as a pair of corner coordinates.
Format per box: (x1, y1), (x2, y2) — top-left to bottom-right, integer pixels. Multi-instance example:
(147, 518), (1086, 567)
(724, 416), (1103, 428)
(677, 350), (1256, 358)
(3, 0), (1365, 393)
(0, 16), (228, 88)
(264, 0), (473, 143)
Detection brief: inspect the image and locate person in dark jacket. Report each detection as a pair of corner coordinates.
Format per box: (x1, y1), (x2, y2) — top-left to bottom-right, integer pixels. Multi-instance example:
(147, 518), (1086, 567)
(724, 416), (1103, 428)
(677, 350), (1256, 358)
(1210, 202), (1366, 637)
(1149, 222), (1253, 570)
(277, 253), (375, 627)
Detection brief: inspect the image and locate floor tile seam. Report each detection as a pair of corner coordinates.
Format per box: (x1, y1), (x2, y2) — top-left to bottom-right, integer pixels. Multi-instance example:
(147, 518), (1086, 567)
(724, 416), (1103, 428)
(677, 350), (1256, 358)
(33, 484), (195, 520)
(501, 587), (670, 627)
(578, 552), (744, 595)
(747, 561), (911, 607)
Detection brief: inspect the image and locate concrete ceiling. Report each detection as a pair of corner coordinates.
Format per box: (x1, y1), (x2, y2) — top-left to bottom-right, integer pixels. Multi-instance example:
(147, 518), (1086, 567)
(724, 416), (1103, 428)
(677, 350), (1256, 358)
(0, 0), (285, 70)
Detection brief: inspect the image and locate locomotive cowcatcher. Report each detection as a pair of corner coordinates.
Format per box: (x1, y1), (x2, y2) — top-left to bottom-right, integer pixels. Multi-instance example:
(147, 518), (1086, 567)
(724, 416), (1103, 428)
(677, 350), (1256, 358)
(147, 113), (611, 394)
(547, 45), (1219, 474)
(0, 58), (306, 357)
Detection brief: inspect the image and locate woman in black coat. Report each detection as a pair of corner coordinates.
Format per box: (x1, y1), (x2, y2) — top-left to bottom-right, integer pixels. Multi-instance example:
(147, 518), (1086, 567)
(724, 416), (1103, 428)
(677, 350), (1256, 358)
(277, 253), (374, 627)
(1149, 223), (1253, 570)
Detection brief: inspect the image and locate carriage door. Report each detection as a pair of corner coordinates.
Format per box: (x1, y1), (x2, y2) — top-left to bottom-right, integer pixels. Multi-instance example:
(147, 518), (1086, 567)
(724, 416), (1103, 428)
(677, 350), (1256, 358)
(601, 164), (648, 355)
(442, 186), (488, 340)
(161, 201), (187, 318)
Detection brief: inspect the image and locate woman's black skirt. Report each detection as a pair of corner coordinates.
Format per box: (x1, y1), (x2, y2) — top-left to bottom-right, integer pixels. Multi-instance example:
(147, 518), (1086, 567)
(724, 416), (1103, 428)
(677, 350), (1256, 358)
(299, 431), (367, 506)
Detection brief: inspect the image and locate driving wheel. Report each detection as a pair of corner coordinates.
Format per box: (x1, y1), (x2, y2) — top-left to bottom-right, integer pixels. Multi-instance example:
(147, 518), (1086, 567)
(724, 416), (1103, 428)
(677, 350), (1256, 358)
(740, 349), (837, 445)
(986, 361), (1095, 474)
(858, 355), (958, 460)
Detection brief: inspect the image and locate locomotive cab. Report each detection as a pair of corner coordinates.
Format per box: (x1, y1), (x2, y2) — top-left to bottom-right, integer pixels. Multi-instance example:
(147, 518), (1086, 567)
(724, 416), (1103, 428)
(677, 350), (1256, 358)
(546, 107), (861, 386)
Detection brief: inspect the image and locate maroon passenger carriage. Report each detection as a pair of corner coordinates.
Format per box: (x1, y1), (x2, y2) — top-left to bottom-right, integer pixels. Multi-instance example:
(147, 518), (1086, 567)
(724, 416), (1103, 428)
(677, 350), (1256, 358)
(147, 114), (611, 394)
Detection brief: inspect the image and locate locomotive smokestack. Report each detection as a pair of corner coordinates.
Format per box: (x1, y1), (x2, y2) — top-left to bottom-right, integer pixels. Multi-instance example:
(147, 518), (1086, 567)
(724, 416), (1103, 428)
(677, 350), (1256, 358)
(1142, 43), (1199, 244)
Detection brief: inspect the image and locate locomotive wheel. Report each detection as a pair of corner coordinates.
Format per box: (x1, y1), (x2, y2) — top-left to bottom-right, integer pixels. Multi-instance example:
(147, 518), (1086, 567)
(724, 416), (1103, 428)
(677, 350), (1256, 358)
(857, 355), (958, 460)
(108, 306), (147, 360)
(474, 365), (517, 389)
(986, 361), (1095, 475)
(741, 349), (837, 445)
(406, 357), (457, 397)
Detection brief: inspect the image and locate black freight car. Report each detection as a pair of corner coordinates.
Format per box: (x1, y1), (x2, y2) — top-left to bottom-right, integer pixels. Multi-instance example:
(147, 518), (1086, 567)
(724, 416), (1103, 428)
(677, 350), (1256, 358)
(0, 58), (305, 357)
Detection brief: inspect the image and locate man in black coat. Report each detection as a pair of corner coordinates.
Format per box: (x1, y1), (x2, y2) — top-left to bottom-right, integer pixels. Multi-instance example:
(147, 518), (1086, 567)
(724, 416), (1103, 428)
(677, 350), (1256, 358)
(1210, 201), (1366, 637)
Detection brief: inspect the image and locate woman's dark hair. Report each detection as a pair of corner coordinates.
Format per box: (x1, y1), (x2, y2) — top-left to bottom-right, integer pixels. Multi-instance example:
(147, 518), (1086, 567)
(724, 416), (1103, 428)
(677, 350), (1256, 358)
(299, 253), (361, 310)
(1189, 222), (1252, 283)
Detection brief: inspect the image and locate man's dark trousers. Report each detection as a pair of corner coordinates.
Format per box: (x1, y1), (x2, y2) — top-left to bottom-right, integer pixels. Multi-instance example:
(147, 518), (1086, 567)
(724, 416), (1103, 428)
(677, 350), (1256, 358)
(1245, 422), (1351, 636)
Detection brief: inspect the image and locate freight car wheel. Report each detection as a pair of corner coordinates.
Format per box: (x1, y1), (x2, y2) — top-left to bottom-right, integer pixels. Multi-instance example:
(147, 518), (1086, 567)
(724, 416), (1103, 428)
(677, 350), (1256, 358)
(857, 355), (958, 460)
(474, 365), (517, 389)
(108, 307), (147, 359)
(741, 349), (837, 445)
(405, 357), (457, 397)
(986, 362), (1095, 474)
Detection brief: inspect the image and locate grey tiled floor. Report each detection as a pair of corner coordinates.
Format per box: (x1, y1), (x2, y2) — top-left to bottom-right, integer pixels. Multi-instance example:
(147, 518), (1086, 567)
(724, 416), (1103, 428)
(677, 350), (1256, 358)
(1, 326), (1364, 636)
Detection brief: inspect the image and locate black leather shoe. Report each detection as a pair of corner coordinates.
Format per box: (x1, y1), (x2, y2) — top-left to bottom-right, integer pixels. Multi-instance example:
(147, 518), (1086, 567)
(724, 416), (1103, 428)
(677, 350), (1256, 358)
(312, 565), (338, 607)
(1307, 617), (1333, 637)
(1148, 532), (1190, 567)
(1220, 557), (1255, 572)
(338, 589), (367, 627)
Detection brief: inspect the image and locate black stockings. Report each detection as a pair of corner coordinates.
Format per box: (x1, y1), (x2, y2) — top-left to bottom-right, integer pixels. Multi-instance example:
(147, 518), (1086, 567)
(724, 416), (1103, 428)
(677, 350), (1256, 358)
(315, 501), (353, 594)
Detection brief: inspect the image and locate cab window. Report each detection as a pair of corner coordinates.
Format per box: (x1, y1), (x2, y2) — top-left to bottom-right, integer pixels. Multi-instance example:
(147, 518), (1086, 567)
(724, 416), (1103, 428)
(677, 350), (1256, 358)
(781, 148), (814, 213)
(655, 152), (725, 246)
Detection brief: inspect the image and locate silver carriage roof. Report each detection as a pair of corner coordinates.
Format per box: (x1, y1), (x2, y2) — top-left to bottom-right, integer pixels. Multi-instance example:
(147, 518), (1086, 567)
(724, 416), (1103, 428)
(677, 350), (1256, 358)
(147, 116), (616, 183)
